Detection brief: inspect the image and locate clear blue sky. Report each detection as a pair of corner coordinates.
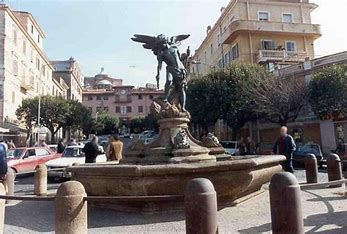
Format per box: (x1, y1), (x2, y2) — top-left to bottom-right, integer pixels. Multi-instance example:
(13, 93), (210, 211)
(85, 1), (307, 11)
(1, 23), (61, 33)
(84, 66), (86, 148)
(5, 0), (347, 87)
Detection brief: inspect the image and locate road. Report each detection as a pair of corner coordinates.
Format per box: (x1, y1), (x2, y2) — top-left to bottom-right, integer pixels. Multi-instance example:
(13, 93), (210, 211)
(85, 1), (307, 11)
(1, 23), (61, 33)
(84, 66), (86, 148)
(4, 167), (347, 234)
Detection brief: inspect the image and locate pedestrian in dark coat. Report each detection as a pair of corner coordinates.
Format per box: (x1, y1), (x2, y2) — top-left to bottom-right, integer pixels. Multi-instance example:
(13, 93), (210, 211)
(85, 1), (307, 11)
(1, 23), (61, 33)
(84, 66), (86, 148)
(273, 126), (296, 173)
(83, 136), (100, 163)
(0, 141), (8, 181)
(57, 138), (66, 153)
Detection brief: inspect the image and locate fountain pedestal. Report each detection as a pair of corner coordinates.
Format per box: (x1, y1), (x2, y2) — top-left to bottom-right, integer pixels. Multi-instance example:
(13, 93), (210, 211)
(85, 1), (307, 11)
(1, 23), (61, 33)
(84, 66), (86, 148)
(122, 117), (216, 164)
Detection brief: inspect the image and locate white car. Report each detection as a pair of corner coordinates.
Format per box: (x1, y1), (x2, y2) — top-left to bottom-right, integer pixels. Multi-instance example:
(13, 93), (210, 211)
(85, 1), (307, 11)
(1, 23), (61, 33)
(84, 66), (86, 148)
(221, 141), (239, 155)
(46, 145), (106, 180)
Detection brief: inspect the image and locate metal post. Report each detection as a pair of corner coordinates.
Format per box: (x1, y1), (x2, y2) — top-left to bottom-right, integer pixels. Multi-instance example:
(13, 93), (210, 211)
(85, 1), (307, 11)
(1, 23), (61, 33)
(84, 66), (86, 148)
(327, 153), (342, 188)
(184, 178), (218, 234)
(5, 167), (15, 204)
(270, 172), (304, 234)
(305, 153), (318, 184)
(55, 181), (87, 234)
(0, 183), (5, 234)
(34, 164), (47, 196)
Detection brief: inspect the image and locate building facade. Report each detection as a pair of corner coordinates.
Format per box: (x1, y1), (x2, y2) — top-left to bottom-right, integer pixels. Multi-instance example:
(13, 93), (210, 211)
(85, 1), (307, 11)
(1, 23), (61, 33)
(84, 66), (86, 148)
(0, 5), (54, 132)
(82, 72), (163, 121)
(51, 57), (84, 102)
(190, 0), (321, 77)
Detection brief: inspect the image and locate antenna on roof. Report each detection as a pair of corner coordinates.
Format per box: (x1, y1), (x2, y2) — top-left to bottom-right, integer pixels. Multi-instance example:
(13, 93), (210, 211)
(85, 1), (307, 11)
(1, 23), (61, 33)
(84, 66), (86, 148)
(100, 67), (104, 74)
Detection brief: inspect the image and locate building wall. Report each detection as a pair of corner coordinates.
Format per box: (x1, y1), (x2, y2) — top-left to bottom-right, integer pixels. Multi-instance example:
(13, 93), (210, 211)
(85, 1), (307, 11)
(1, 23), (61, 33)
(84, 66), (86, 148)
(0, 6), (53, 128)
(190, 0), (319, 77)
(82, 88), (163, 120)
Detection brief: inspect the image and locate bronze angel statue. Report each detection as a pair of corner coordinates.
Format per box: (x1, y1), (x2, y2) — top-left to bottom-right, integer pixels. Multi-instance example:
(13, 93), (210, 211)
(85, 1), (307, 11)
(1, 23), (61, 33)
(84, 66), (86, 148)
(131, 34), (190, 113)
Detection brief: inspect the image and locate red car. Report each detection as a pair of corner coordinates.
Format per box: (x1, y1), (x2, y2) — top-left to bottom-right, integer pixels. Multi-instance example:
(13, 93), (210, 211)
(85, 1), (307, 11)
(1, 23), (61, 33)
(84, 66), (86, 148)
(7, 147), (61, 174)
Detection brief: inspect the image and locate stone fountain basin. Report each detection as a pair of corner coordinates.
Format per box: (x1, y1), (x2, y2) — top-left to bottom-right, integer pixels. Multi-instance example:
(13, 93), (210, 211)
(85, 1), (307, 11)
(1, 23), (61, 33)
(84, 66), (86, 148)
(68, 155), (285, 212)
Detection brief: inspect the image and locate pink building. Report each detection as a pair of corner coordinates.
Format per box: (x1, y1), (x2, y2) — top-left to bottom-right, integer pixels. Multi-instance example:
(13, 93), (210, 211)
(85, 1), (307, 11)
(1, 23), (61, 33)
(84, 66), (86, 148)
(82, 72), (163, 121)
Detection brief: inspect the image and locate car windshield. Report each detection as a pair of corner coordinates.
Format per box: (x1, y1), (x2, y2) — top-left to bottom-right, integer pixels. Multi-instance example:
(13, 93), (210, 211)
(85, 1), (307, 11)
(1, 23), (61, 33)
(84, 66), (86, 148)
(62, 148), (83, 157)
(7, 149), (24, 158)
(221, 142), (236, 148)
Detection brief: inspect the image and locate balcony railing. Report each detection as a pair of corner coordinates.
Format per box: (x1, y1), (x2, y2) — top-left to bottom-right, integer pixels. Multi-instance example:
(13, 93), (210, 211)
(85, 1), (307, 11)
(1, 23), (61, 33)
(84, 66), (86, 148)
(258, 50), (307, 63)
(20, 77), (34, 90)
(222, 20), (321, 44)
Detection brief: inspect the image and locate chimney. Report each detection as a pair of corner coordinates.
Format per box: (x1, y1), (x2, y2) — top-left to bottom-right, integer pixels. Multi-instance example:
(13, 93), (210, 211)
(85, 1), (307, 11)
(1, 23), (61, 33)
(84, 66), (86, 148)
(206, 25), (211, 35)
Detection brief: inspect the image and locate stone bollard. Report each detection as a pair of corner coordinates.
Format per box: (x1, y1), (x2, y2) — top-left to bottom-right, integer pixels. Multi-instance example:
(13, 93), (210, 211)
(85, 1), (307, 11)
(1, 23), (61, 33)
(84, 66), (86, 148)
(327, 153), (342, 188)
(0, 183), (5, 234)
(184, 178), (218, 234)
(6, 167), (15, 204)
(34, 164), (47, 196)
(270, 172), (304, 234)
(55, 181), (87, 234)
(305, 153), (318, 184)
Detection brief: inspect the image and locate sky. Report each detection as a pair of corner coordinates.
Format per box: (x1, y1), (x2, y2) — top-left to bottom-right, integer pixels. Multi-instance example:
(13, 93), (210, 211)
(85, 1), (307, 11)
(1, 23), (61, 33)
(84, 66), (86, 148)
(4, 0), (347, 87)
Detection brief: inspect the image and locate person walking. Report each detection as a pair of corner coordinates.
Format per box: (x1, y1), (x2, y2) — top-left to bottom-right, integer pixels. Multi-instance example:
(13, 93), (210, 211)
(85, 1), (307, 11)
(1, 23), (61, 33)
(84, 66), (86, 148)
(0, 140), (8, 182)
(273, 126), (296, 173)
(109, 134), (123, 162)
(83, 136), (100, 163)
(57, 138), (66, 153)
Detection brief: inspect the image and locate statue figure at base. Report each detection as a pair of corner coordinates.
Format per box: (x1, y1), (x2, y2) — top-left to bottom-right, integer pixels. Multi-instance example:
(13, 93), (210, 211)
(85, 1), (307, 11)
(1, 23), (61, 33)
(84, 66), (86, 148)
(131, 34), (190, 117)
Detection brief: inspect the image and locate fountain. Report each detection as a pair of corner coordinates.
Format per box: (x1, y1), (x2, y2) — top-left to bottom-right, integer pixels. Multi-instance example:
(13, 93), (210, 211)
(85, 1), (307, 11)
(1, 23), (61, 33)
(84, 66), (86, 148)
(68, 33), (285, 212)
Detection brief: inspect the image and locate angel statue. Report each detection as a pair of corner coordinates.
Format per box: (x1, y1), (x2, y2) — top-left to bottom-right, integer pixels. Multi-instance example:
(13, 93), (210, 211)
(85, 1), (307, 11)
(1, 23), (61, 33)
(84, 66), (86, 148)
(131, 34), (190, 113)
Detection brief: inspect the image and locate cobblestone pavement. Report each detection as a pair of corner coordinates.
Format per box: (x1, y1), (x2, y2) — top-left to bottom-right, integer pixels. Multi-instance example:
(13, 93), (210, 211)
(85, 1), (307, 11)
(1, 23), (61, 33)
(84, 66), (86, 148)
(4, 167), (347, 234)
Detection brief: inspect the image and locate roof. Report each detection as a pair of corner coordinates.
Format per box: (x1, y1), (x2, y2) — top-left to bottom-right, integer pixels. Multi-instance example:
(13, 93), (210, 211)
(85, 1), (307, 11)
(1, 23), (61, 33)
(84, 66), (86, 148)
(13, 10), (45, 38)
(96, 80), (113, 86)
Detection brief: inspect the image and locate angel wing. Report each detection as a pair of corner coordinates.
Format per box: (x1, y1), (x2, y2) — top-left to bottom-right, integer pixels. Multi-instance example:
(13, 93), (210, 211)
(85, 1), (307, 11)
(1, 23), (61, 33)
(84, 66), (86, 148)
(170, 34), (190, 44)
(131, 34), (161, 54)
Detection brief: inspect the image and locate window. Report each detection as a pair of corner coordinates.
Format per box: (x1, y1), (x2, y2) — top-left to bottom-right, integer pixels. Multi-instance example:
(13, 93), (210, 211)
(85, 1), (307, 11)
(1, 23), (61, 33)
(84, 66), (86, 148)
(126, 106), (132, 113)
(96, 96), (101, 100)
(115, 106), (121, 113)
(13, 30), (17, 45)
(138, 94), (143, 100)
(285, 41), (296, 52)
(23, 41), (26, 54)
(228, 43), (239, 61)
(218, 59), (223, 68)
(121, 106), (126, 114)
(138, 106), (143, 113)
(88, 96), (93, 101)
(12, 60), (18, 76)
(210, 43), (213, 55)
(36, 58), (40, 70)
(31, 25), (34, 34)
(103, 95), (109, 100)
(261, 40), (276, 50)
(37, 35), (40, 43)
(149, 94), (153, 100)
(26, 149), (36, 157)
(224, 53), (229, 65)
(11, 91), (15, 103)
(282, 13), (293, 23)
(258, 11), (270, 21)
(216, 34), (221, 47)
(36, 148), (49, 157)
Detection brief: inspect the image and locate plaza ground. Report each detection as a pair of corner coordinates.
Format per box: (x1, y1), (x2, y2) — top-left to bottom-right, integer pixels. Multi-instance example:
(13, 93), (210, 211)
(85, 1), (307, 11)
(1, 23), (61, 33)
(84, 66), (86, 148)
(4, 168), (347, 234)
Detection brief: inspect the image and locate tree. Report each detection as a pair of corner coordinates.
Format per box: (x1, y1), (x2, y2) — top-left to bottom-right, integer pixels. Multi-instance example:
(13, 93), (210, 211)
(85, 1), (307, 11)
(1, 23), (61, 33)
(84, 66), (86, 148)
(95, 111), (119, 135)
(129, 117), (145, 133)
(17, 96), (70, 142)
(16, 96), (93, 142)
(309, 65), (347, 119)
(246, 74), (309, 126)
(187, 63), (269, 139)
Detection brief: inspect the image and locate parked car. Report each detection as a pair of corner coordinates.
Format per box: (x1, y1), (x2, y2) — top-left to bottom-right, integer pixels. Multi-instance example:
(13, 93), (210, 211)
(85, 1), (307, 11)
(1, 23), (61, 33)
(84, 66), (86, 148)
(46, 145), (107, 181)
(48, 144), (57, 152)
(221, 141), (238, 155)
(7, 147), (60, 174)
(293, 143), (324, 168)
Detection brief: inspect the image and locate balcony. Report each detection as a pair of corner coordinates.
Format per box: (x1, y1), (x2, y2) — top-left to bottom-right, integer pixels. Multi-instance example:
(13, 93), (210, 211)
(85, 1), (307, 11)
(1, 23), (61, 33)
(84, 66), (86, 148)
(257, 50), (307, 63)
(20, 78), (34, 90)
(222, 20), (321, 44)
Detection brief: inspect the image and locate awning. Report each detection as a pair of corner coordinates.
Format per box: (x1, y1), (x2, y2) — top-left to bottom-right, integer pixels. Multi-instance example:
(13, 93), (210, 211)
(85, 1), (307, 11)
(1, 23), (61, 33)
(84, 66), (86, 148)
(0, 127), (10, 133)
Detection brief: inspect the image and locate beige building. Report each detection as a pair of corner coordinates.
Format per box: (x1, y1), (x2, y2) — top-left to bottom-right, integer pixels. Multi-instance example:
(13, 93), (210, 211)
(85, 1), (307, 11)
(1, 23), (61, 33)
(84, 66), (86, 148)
(0, 5), (54, 131)
(52, 76), (68, 98)
(51, 57), (84, 102)
(190, 0), (321, 77)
